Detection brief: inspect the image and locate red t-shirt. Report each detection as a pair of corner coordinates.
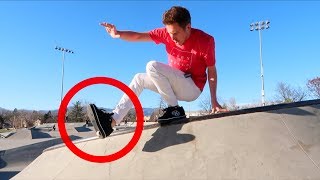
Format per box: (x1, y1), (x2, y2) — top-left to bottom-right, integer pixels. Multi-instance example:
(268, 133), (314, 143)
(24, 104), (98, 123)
(149, 27), (215, 91)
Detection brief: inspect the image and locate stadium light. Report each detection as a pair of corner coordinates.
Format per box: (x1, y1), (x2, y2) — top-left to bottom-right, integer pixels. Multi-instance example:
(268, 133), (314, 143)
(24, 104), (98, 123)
(54, 46), (74, 103)
(250, 20), (270, 106)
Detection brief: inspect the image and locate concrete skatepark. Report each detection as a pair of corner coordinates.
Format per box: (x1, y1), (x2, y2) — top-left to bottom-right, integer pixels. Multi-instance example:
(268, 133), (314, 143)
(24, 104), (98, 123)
(1, 99), (320, 179)
(0, 123), (97, 179)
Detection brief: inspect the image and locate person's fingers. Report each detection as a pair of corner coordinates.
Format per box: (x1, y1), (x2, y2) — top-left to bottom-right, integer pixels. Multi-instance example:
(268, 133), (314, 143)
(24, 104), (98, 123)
(100, 22), (108, 27)
(216, 108), (229, 113)
(210, 109), (216, 114)
(100, 22), (114, 29)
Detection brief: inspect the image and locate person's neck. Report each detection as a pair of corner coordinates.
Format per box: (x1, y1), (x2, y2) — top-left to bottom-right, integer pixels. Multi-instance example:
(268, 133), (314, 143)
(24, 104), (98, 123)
(180, 29), (192, 46)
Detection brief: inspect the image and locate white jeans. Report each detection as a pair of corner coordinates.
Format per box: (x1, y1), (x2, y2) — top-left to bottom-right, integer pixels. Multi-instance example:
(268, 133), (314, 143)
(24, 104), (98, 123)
(112, 61), (202, 123)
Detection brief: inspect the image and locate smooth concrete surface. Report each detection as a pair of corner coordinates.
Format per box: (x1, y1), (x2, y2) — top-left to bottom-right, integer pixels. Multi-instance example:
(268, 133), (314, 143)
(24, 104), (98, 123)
(12, 104), (320, 180)
(0, 123), (98, 179)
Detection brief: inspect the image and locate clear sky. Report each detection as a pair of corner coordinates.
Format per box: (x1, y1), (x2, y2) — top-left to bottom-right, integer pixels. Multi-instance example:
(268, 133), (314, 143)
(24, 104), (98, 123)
(0, 1), (319, 111)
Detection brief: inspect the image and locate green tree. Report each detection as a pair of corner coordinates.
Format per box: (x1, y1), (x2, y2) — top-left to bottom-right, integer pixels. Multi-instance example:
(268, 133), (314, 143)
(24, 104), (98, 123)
(43, 111), (54, 123)
(11, 108), (19, 128)
(68, 101), (86, 122)
(0, 115), (4, 129)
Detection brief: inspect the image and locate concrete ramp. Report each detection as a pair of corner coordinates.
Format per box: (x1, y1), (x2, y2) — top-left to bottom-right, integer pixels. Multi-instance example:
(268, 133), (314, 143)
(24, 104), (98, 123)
(7, 129), (31, 140)
(12, 100), (320, 179)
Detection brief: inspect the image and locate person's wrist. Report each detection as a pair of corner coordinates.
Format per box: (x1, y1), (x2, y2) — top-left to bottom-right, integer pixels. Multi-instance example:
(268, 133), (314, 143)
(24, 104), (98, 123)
(116, 31), (122, 38)
(212, 100), (218, 107)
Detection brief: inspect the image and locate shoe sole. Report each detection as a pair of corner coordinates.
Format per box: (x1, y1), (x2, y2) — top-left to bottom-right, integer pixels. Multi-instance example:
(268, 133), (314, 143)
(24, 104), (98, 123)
(157, 115), (186, 122)
(87, 104), (106, 138)
(158, 116), (189, 126)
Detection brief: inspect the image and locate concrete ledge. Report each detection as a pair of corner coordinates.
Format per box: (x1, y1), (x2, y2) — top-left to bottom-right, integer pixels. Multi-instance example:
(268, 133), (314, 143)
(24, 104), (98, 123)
(191, 99), (320, 121)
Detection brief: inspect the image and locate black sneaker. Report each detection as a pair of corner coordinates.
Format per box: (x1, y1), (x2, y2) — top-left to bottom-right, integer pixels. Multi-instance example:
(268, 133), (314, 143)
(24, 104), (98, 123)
(87, 104), (114, 138)
(158, 105), (186, 124)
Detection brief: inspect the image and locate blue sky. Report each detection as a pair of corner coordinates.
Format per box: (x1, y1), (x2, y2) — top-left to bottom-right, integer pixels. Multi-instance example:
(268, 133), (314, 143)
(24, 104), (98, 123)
(0, 1), (319, 111)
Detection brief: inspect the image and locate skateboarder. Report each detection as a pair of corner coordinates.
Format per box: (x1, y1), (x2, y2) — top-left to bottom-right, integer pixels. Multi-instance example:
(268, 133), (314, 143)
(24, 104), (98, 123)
(87, 6), (228, 138)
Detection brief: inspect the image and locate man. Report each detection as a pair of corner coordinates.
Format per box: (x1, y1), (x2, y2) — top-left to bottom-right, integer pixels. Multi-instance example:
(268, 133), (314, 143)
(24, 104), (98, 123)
(87, 6), (228, 138)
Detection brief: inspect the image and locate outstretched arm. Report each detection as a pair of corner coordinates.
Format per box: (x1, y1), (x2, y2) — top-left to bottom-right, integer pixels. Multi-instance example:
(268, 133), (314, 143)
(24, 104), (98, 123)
(207, 66), (228, 114)
(100, 22), (152, 42)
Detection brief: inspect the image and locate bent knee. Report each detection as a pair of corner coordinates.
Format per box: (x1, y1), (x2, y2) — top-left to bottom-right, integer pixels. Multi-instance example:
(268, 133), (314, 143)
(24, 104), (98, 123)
(146, 61), (158, 74)
(133, 73), (146, 83)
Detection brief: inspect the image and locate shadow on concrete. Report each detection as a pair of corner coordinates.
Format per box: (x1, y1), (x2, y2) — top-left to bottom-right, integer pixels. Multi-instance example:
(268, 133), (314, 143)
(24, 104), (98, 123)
(0, 171), (20, 180)
(0, 132), (14, 139)
(0, 135), (82, 170)
(142, 124), (195, 152)
(267, 107), (315, 116)
(31, 129), (52, 139)
(0, 150), (7, 169)
(74, 126), (92, 132)
(189, 100), (320, 123)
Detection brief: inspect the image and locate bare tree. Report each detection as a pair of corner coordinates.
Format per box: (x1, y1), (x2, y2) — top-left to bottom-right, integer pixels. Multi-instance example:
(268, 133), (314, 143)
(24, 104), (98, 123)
(1, 111), (13, 129)
(159, 97), (167, 112)
(149, 97), (168, 122)
(275, 82), (307, 103)
(26, 110), (41, 127)
(307, 77), (320, 98)
(226, 97), (239, 111)
(15, 110), (38, 128)
(149, 108), (161, 122)
(11, 108), (20, 128)
(199, 95), (212, 115)
(123, 109), (136, 122)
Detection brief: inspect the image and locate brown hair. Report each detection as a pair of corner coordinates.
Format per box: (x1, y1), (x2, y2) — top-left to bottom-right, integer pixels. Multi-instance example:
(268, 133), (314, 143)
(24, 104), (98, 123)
(162, 6), (191, 29)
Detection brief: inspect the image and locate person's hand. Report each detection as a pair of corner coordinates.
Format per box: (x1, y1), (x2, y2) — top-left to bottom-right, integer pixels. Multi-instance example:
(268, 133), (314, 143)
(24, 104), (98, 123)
(100, 22), (120, 38)
(211, 102), (229, 114)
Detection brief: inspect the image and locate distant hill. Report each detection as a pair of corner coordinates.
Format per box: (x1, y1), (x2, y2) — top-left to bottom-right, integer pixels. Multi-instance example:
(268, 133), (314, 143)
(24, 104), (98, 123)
(0, 107), (10, 114)
(0, 106), (156, 116)
(43, 107), (156, 116)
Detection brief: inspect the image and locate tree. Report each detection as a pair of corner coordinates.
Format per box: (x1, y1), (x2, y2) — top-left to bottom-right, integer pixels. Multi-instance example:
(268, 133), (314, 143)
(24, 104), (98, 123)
(158, 97), (167, 115)
(43, 111), (55, 123)
(0, 115), (4, 129)
(123, 109), (136, 122)
(307, 77), (320, 99)
(199, 95), (212, 115)
(226, 97), (239, 111)
(275, 82), (307, 103)
(149, 108), (161, 122)
(159, 98), (167, 109)
(68, 101), (86, 122)
(11, 108), (19, 128)
(24, 110), (41, 128)
(149, 98), (168, 122)
(1, 111), (13, 129)
(15, 110), (37, 128)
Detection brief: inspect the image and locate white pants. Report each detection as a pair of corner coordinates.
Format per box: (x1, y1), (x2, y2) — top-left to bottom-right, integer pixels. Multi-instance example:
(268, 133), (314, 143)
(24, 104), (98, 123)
(112, 61), (202, 123)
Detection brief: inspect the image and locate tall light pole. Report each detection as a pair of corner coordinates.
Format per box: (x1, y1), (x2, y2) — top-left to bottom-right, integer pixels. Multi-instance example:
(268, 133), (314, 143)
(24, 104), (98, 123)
(54, 46), (74, 103)
(250, 20), (270, 106)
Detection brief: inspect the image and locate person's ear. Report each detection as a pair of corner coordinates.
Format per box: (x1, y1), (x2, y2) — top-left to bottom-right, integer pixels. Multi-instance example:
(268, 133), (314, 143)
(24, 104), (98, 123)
(186, 23), (191, 31)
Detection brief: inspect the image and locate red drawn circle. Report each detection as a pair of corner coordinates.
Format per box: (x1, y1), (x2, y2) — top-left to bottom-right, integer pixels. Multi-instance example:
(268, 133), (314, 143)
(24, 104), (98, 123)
(58, 77), (144, 163)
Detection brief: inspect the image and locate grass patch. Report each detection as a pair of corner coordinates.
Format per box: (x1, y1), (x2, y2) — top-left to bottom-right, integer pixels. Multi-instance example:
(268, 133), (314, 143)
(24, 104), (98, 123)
(0, 128), (12, 133)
